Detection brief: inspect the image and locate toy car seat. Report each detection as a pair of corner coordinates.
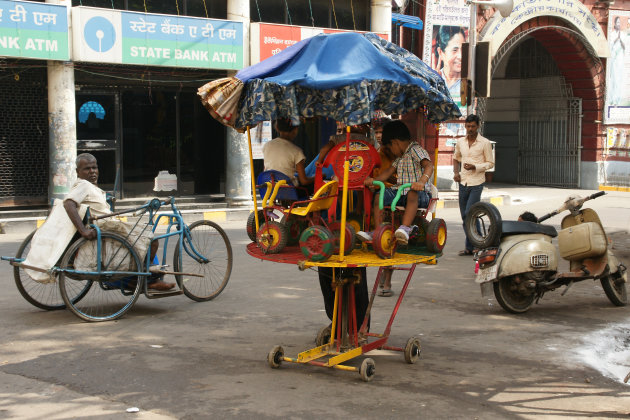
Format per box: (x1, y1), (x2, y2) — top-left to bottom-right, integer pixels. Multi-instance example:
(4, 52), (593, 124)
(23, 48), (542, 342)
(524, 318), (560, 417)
(257, 170), (305, 202)
(314, 139), (380, 224)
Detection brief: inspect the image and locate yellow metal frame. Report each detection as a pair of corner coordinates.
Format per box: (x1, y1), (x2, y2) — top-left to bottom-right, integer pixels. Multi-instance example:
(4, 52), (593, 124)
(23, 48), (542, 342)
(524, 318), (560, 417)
(281, 271), (363, 372)
(302, 249), (437, 268)
(247, 127), (260, 233)
(251, 123), (442, 378)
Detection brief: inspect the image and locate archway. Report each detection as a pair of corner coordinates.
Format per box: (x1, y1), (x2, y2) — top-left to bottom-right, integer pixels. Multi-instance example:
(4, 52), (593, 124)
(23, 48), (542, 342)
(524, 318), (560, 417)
(480, 19), (604, 188)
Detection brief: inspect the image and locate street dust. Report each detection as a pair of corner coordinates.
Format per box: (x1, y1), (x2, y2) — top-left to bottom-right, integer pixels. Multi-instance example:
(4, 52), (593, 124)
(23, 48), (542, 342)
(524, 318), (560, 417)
(576, 323), (630, 385)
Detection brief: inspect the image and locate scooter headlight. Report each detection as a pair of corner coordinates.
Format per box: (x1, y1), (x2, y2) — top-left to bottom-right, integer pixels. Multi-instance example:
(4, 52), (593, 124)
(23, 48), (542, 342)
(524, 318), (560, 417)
(530, 254), (549, 268)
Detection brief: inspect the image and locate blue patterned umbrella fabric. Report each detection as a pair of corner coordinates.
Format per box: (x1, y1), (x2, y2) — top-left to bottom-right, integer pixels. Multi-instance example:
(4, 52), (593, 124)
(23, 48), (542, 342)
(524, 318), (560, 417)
(198, 32), (461, 129)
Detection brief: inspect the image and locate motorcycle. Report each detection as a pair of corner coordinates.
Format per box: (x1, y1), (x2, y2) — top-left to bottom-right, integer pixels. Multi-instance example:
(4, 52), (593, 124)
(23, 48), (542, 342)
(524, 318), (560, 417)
(464, 191), (627, 313)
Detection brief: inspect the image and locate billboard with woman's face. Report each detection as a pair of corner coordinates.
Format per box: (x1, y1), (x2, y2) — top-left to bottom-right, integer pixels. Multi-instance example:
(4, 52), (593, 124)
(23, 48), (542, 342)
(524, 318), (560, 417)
(423, 0), (470, 119)
(605, 11), (630, 124)
(432, 25), (467, 115)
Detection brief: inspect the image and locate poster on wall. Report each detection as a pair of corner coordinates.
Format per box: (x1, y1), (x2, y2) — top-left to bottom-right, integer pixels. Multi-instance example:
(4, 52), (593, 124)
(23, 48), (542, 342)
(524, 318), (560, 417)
(250, 22), (388, 65)
(606, 127), (630, 156)
(606, 10), (630, 124)
(422, 0), (469, 118)
(440, 122), (466, 140)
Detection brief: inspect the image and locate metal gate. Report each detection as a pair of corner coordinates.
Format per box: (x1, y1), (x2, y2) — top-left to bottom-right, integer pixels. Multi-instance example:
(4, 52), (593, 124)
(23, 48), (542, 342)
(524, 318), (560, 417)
(518, 86), (582, 187)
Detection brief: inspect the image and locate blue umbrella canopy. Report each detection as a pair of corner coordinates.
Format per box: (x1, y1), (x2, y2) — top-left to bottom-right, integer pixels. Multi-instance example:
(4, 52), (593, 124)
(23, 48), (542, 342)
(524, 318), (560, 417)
(198, 32), (461, 129)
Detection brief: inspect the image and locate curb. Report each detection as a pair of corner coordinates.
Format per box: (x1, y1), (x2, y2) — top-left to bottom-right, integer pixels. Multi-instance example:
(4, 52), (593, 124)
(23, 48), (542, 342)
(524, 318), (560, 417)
(0, 207), (252, 235)
(599, 185), (630, 192)
(0, 195), (512, 235)
(435, 194), (511, 209)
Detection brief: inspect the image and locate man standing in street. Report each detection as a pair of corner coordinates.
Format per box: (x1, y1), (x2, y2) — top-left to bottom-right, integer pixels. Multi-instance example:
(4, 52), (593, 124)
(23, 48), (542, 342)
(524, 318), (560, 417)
(453, 114), (494, 256)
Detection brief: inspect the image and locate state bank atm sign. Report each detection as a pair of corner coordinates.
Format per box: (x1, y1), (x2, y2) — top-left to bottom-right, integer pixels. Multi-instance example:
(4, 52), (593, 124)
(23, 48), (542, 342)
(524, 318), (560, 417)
(72, 7), (243, 70)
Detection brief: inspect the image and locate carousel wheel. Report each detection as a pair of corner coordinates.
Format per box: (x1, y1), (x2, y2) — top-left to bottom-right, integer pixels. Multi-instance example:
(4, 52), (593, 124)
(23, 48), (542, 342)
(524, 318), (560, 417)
(404, 337), (422, 364)
(267, 345), (284, 369)
(315, 324), (333, 347)
(299, 225), (335, 262)
(256, 221), (288, 254)
(328, 222), (356, 255)
(360, 358), (376, 382)
(372, 224), (396, 259)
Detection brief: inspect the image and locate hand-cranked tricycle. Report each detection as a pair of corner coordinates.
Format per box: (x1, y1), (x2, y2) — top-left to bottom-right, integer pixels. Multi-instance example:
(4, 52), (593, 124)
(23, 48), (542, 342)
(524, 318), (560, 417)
(3, 197), (232, 322)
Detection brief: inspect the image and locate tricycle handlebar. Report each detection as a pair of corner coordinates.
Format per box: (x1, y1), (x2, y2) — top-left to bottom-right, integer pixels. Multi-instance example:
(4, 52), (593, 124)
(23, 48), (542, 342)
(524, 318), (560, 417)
(372, 181), (413, 211)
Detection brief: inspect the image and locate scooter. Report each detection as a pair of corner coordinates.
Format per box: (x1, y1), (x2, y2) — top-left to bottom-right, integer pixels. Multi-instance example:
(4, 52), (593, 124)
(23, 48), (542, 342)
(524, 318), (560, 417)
(465, 191), (627, 313)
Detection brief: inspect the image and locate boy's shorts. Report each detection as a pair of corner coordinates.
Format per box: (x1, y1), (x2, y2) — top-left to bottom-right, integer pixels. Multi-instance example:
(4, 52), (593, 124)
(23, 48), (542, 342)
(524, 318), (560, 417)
(382, 187), (431, 209)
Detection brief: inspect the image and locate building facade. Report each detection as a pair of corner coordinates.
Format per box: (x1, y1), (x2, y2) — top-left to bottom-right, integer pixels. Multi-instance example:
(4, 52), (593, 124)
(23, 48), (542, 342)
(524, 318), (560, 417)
(408, 0), (630, 191)
(0, 0), (383, 207)
(1, 0), (628, 209)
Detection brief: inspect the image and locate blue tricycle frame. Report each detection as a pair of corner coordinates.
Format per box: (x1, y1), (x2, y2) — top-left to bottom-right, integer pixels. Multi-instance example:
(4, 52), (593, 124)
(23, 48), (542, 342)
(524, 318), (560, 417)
(3, 197), (233, 322)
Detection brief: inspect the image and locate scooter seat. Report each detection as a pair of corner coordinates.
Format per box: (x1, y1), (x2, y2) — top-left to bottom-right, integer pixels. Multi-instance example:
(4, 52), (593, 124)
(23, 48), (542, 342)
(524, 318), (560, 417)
(501, 221), (557, 238)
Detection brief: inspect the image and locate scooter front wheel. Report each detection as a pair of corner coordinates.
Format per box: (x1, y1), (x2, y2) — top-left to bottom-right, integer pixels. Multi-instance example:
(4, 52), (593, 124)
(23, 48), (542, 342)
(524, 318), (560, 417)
(601, 275), (627, 306)
(493, 275), (535, 314)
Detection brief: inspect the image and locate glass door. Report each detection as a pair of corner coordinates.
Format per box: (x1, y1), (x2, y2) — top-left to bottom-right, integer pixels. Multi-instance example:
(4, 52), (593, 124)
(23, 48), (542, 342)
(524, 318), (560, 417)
(121, 90), (177, 197)
(76, 93), (121, 194)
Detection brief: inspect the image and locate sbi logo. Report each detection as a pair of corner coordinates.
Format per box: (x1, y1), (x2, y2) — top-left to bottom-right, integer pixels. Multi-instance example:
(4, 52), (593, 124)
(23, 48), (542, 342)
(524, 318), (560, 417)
(84, 16), (116, 53)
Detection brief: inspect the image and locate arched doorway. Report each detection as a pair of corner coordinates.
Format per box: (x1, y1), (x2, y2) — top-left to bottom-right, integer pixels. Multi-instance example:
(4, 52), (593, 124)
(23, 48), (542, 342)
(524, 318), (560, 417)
(480, 23), (604, 188)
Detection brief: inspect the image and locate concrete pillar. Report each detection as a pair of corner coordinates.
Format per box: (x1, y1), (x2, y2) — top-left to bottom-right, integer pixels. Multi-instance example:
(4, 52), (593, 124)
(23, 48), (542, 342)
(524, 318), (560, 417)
(47, 0), (76, 199)
(371, 0), (392, 38)
(226, 0), (252, 205)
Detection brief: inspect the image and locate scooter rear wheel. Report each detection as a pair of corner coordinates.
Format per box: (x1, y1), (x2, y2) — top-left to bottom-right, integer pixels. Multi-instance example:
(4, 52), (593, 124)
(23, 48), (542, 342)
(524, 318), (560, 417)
(493, 275), (535, 314)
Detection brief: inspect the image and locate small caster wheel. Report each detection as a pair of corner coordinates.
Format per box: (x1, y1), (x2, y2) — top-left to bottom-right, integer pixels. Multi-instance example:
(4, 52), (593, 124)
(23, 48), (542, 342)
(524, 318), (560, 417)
(315, 324), (332, 347)
(404, 337), (421, 364)
(359, 358), (376, 382)
(268, 345), (284, 369)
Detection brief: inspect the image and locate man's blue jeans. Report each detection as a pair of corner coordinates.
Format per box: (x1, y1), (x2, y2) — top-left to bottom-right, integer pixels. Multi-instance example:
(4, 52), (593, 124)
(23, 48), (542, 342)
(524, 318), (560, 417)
(459, 183), (484, 252)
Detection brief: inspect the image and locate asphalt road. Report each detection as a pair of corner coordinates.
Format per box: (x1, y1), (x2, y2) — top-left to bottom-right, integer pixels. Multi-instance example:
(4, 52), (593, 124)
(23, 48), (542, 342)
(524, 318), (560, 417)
(1, 188), (629, 419)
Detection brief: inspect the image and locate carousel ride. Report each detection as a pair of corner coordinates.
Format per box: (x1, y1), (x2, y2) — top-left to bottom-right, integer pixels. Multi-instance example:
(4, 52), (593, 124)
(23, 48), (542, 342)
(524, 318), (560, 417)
(198, 32), (460, 381)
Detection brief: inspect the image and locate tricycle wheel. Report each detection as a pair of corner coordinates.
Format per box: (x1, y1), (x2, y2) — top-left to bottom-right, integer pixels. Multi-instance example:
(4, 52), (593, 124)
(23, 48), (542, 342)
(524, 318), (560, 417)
(328, 222), (356, 255)
(404, 337), (422, 364)
(246, 210), (265, 242)
(315, 324), (332, 347)
(493, 275), (535, 314)
(268, 345), (284, 369)
(281, 215), (306, 246)
(174, 220), (233, 302)
(346, 213), (363, 238)
(59, 232), (142, 322)
(257, 221), (289, 254)
(299, 225), (334, 262)
(464, 202), (502, 249)
(601, 274), (627, 306)
(410, 218), (430, 244)
(14, 230), (90, 311)
(425, 218), (447, 253)
(360, 358), (376, 382)
(373, 224), (396, 259)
